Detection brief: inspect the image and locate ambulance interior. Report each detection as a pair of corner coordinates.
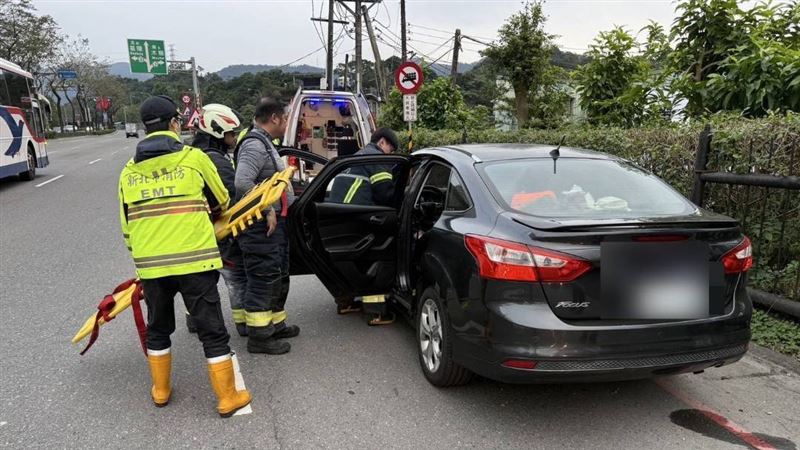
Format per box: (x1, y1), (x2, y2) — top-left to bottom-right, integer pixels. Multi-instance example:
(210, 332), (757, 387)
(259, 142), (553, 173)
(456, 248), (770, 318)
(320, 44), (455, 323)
(293, 97), (363, 175)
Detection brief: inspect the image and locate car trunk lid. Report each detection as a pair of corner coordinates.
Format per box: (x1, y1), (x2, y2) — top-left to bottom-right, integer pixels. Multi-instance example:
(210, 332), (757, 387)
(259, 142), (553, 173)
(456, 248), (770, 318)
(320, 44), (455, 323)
(506, 212), (744, 323)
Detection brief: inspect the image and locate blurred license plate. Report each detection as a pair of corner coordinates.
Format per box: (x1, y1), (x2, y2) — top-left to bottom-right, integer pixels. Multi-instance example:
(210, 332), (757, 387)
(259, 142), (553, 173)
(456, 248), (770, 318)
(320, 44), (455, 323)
(602, 241), (711, 320)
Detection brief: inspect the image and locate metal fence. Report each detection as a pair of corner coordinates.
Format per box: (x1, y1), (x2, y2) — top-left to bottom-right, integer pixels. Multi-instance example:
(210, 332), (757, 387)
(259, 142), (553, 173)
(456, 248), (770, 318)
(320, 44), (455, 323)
(691, 125), (800, 318)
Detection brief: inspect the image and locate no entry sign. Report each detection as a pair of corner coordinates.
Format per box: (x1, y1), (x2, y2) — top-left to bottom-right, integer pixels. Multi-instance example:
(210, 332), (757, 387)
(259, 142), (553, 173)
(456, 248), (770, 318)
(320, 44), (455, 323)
(394, 61), (424, 95)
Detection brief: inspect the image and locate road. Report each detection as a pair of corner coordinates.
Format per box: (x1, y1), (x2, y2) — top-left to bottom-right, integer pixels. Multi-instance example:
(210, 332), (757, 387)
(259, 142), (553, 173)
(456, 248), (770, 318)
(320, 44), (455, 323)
(1, 132), (799, 449)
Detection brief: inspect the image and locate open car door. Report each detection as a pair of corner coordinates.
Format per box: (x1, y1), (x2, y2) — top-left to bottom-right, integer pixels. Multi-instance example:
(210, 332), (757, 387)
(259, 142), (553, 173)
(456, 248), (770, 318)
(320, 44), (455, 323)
(288, 154), (410, 298)
(278, 147), (329, 276)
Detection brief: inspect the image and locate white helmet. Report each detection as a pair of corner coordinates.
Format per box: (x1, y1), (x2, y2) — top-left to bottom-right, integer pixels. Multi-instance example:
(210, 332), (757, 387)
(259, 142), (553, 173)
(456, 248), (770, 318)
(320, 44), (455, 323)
(197, 103), (240, 139)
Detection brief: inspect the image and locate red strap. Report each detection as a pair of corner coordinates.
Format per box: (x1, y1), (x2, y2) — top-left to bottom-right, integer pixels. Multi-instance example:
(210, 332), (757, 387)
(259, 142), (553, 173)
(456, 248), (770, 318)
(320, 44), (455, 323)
(280, 191), (288, 218)
(80, 295), (117, 355)
(80, 279), (147, 356)
(129, 282), (147, 355)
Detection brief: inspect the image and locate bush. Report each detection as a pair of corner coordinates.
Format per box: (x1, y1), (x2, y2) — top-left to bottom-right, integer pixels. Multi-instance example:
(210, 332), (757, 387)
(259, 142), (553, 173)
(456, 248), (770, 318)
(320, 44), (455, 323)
(399, 114), (800, 301)
(46, 128), (117, 140)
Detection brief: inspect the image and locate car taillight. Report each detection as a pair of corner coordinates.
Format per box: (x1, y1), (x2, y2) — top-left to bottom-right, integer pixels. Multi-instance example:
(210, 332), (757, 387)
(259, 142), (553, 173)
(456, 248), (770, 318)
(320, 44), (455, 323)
(721, 236), (753, 274)
(464, 235), (592, 282)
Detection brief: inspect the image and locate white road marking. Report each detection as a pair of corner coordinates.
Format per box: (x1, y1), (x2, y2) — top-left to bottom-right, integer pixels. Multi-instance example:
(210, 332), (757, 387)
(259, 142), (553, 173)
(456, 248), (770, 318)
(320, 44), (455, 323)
(88, 158), (102, 165)
(231, 353), (253, 416)
(110, 151), (118, 156)
(35, 175), (64, 187)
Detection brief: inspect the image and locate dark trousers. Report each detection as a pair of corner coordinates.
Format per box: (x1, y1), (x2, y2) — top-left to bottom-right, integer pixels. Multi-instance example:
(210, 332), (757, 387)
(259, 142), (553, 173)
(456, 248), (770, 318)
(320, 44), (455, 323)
(220, 239), (247, 318)
(142, 271), (231, 358)
(238, 217), (290, 328)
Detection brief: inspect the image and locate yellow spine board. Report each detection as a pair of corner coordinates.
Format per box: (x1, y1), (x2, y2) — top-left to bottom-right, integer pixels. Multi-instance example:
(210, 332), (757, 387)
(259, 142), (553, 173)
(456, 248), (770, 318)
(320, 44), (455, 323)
(213, 167), (295, 241)
(71, 282), (139, 344)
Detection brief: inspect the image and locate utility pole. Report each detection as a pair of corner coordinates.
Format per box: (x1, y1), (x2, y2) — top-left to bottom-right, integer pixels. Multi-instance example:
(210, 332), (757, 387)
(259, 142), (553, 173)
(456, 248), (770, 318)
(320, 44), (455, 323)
(451, 29), (461, 85)
(354, 0), (362, 93)
(326, 0), (335, 89)
(167, 57), (202, 108)
(343, 54), (350, 91)
(330, 0), (380, 93)
(400, 0), (407, 61)
(190, 57), (201, 107)
(363, 6), (388, 100)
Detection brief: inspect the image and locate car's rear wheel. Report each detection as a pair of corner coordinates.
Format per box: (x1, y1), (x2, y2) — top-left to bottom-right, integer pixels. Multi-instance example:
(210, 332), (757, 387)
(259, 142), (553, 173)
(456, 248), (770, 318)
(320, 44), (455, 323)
(416, 287), (473, 387)
(19, 146), (36, 181)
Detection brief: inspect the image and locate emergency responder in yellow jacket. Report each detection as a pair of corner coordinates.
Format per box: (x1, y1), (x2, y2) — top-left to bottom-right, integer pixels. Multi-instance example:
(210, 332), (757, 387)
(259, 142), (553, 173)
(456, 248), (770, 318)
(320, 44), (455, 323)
(328, 128), (399, 325)
(118, 95), (251, 418)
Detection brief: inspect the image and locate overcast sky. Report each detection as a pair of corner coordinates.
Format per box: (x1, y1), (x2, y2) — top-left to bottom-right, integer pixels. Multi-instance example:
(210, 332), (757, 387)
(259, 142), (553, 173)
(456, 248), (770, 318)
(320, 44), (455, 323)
(35, 0), (676, 74)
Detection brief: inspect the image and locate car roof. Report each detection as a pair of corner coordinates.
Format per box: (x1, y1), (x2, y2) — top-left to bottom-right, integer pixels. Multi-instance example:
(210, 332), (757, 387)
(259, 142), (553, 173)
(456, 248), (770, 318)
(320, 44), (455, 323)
(414, 143), (619, 162)
(298, 90), (358, 99)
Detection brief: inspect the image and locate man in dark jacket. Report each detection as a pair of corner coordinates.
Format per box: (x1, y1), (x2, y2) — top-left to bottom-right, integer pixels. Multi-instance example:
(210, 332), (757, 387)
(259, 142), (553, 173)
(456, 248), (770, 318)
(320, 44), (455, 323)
(184, 104), (249, 337)
(329, 128), (398, 206)
(328, 128), (399, 325)
(234, 98), (298, 355)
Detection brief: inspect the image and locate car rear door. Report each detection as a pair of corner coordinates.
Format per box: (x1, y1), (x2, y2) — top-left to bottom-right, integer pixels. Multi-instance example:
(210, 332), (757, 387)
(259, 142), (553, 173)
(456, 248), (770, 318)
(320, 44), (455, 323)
(355, 93), (376, 144)
(283, 85), (304, 147)
(287, 154), (410, 297)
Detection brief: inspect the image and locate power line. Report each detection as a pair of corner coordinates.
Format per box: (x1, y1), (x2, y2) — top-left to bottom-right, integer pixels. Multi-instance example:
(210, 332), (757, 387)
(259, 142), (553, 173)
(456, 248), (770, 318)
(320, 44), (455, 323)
(408, 36), (454, 47)
(424, 47), (453, 68)
(273, 46), (327, 71)
(374, 21), (444, 62)
(310, 0), (328, 48)
(409, 22), (495, 42)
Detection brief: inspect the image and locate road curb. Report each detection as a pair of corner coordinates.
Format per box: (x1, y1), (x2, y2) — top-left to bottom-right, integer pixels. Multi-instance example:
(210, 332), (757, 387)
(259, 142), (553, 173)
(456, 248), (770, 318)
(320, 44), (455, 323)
(748, 343), (800, 374)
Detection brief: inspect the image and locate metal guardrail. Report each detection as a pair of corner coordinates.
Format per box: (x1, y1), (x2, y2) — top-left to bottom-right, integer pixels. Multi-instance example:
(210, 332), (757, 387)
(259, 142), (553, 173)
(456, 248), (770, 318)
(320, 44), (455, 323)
(692, 124), (799, 320)
(748, 288), (800, 319)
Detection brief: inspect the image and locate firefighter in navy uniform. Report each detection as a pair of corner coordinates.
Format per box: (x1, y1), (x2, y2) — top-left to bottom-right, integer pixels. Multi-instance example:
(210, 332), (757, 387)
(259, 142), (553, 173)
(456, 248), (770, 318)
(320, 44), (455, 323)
(328, 128), (399, 325)
(119, 96), (251, 417)
(184, 104), (250, 337)
(234, 98), (299, 355)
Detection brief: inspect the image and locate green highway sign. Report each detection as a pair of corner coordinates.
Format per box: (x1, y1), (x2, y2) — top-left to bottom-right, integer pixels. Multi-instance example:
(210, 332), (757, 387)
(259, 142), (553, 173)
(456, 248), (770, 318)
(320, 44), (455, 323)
(127, 39), (167, 75)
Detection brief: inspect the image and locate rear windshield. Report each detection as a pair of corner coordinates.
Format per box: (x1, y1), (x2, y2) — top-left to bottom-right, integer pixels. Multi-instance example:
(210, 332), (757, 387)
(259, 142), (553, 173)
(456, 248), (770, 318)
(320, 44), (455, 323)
(481, 158), (696, 219)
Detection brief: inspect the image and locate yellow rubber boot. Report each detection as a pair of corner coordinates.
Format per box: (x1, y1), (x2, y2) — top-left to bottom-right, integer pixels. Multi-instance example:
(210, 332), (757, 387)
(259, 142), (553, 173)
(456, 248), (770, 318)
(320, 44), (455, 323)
(207, 356), (252, 418)
(147, 349), (172, 407)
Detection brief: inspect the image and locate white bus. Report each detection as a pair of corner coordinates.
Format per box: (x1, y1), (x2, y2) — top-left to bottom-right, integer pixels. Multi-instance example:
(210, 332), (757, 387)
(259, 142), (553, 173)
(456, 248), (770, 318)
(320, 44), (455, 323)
(0, 57), (49, 180)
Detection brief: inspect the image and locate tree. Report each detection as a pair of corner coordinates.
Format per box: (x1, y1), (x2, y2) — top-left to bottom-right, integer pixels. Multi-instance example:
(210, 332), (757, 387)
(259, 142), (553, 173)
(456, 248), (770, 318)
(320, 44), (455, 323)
(482, 1), (555, 126)
(669, 0), (800, 117)
(456, 59), (498, 110)
(669, 0), (750, 116)
(379, 75), (491, 131)
(573, 27), (670, 127)
(0, 0), (59, 72)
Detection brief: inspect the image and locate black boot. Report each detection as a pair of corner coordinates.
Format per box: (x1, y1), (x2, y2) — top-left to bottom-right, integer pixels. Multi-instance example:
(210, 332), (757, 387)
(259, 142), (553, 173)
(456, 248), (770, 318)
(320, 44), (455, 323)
(247, 325), (290, 355)
(186, 312), (198, 333)
(273, 320), (300, 339)
(235, 323), (248, 337)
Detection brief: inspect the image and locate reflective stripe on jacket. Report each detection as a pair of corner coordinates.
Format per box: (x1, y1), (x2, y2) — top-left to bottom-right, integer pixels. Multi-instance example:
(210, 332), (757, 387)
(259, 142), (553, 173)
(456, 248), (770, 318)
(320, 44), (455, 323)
(328, 143), (395, 206)
(119, 131), (230, 279)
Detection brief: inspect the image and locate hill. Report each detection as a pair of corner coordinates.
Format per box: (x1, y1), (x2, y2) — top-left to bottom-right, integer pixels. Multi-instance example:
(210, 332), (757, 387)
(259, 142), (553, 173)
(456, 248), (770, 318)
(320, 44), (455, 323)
(108, 62), (153, 81)
(216, 64), (325, 80)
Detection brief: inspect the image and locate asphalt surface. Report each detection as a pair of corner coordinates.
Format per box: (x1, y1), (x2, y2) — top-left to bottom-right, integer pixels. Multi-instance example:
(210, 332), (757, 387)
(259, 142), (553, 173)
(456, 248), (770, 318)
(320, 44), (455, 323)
(1, 131), (799, 449)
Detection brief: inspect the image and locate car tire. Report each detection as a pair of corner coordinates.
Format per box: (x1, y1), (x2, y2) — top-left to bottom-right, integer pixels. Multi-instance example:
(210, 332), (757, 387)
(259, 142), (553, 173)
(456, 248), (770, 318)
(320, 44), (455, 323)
(19, 146), (36, 181)
(416, 287), (473, 387)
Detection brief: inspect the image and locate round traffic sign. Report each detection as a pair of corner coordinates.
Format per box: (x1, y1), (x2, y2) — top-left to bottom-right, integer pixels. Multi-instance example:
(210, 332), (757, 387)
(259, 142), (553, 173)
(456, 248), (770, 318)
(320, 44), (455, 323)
(394, 61), (424, 95)
(181, 94), (191, 104)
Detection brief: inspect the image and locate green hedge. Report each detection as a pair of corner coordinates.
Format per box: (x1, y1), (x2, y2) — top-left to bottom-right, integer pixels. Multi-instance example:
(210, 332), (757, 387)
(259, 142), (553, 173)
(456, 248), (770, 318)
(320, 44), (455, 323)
(401, 114), (800, 301)
(46, 128), (117, 140)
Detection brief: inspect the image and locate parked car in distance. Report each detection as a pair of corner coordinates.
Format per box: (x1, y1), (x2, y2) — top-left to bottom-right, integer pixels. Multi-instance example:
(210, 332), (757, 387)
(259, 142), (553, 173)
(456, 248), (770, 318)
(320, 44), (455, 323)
(125, 123), (139, 138)
(283, 144), (753, 387)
